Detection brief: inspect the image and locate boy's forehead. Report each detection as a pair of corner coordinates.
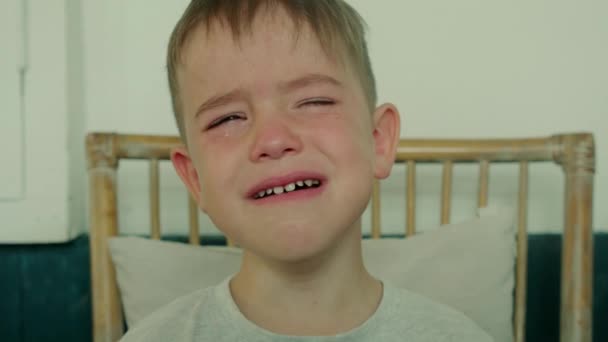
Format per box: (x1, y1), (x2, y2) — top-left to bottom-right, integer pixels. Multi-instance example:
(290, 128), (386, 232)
(179, 8), (344, 73)
(173, 6), (369, 120)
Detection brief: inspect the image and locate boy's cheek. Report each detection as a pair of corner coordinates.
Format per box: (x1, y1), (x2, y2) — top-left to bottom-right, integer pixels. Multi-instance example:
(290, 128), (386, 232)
(195, 136), (242, 167)
(324, 115), (374, 152)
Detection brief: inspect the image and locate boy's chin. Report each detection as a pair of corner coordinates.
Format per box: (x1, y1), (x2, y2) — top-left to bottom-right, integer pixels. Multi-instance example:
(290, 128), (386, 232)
(266, 242), (333, 264)
(244, 225), (360, 266)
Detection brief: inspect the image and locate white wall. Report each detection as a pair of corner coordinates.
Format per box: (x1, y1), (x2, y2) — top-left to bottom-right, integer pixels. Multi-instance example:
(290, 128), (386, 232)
(0, 1), (83, 243)
(5, 1), (603, 242)
(352, 0), (607, 232)
(0, 0), (24, 200)
(66, 0), (87, 243)
(83, 0), (189, 134)
(80, 0), (606, 237)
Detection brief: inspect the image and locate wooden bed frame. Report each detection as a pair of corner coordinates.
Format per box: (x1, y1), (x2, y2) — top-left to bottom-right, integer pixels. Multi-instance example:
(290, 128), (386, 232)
(86, 132), (595, 342)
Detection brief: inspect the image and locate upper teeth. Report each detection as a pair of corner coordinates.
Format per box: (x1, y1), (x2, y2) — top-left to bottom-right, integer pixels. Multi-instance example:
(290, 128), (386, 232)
(255, 179), (321, 199)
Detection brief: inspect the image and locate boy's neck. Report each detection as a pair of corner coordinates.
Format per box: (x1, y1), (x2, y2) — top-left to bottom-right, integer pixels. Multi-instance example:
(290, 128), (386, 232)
(229, 222), (383, 336)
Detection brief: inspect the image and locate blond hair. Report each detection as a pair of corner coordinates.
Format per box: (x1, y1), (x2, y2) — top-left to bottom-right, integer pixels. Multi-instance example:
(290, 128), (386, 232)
(167, 0), (377, 139)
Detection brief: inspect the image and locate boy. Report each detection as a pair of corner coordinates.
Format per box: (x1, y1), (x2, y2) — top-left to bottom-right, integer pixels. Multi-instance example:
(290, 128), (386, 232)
(122, 0), (492, 341)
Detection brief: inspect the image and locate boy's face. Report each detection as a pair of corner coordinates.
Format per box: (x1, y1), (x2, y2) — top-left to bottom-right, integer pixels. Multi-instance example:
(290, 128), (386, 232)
(172, 10), (399, 262)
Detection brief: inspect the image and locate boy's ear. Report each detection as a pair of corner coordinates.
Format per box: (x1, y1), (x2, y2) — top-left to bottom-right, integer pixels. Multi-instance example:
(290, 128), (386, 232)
(171, 146), (207, 212)
(372, 103), (401, 179)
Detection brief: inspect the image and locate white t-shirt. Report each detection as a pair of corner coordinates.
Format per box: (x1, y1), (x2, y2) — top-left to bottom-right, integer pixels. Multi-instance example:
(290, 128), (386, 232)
(121, 277), (493, 342)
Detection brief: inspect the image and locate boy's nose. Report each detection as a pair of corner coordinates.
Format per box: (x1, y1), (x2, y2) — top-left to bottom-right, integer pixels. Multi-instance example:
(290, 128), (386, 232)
(249, 117), (303, 162)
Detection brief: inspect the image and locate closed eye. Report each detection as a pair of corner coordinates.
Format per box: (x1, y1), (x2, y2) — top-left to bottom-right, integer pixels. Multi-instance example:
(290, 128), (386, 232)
(207, 114), (245, 130)
(299, 98), (336, 107)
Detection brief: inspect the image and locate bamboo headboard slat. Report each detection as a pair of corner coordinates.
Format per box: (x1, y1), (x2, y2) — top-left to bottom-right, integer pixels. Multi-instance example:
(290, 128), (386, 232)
(478, 160), (490, 208)
(515, 161), (530, 342)
(149, 159), (161, 240)
(86, 132), (595, 342)
(188, 196), (200, 245)
(441, 160), (454, 225)
(406, 161), (416, 237)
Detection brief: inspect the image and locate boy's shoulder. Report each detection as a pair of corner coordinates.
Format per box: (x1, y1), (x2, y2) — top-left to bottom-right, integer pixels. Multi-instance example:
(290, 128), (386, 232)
(119, 280), (227, 342)
(380, 282), (493, 341)
(120, 279), (493, 342)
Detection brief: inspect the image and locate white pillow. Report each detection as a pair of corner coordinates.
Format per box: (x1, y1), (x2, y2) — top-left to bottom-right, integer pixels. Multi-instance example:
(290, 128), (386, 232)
(363, 206), (515, 342)
(109, 206), (515, 342)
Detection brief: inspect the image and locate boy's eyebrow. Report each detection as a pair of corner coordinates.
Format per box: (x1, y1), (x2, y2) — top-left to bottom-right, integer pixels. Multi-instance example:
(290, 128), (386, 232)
(279, 73), (343, 93)
(194, 89), (246, 119)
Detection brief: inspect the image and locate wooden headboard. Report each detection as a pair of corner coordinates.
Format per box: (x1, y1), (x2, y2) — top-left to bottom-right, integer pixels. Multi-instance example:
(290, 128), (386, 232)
(86, 132), (595, 342)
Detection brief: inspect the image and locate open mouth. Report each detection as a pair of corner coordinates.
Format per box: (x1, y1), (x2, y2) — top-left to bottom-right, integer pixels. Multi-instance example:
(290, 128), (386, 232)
(253, 179), (323, 200)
